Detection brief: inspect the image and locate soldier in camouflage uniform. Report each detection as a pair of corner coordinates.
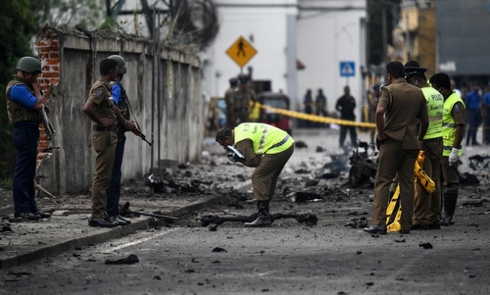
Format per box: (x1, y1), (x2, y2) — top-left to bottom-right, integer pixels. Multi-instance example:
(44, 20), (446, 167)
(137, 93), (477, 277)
(234, 74), (256, 125)
(224, 77), (238, 128)
(5, 57), (51, 220)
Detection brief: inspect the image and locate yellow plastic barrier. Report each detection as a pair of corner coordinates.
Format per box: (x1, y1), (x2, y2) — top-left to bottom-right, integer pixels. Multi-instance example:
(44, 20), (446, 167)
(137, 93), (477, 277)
(386, 150), (435, 232)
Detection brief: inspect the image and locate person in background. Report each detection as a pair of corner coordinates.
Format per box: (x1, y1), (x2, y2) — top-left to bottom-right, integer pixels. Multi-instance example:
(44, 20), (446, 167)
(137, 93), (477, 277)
(234, 74), (256, 125)
(404, 60), (444, 230)
(464, 82), (482, 146)
(315, 88), (328, 117)
(481, 83), (490, 145)
(303, 89), (313, 128)
(6, 56), (52, 220)
(364, 61), (428, 235)
(224, 77), (238, 128)
(215, 123), (294, 227)
(367, 84), (381, 144)
(335, 85), (357, 148)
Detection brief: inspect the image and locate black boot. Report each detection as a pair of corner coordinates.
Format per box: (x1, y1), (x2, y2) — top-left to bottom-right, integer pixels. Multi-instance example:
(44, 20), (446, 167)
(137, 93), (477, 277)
(441, 193), (457, 226)
(245, 201), (272, 227)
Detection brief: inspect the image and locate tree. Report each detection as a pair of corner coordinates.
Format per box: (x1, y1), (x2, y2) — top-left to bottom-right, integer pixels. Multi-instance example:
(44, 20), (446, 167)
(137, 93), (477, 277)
(367, 0), (401, 66)
(30, 0), (104, 29)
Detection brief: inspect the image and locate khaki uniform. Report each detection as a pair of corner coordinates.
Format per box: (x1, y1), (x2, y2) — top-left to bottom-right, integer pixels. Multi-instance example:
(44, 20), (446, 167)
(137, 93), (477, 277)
(234, 88), (256, 124)
(224, 86), (236, 128)
(87, 79), (118, 219)
(372, 78), (428, 231)
(234, 123), (295, 202)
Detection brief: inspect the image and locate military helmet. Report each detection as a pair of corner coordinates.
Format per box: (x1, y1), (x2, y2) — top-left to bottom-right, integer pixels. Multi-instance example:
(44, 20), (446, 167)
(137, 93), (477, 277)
(238, 74), (250, 83)
(108, 55), (127, 74)
(16, 57), (42, 73)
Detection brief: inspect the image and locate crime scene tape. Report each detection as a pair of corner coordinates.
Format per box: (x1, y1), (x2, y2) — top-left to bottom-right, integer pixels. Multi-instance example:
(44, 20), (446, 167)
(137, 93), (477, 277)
(254, 102), (376, 128)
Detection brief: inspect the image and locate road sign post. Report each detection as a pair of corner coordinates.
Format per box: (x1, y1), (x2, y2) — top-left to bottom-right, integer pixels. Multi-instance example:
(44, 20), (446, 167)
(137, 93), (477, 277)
(340, 61), (355, 85)
(226, 36), (257, 70)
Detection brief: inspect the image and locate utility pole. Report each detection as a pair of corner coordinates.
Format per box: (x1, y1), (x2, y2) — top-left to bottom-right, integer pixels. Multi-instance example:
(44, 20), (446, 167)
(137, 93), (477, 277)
(381, 1), (389, 65)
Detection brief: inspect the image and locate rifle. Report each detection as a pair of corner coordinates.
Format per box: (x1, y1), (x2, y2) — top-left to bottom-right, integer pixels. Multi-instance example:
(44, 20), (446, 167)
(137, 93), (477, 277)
(41, 105), (60, 152)
(139, 132), (153, 146)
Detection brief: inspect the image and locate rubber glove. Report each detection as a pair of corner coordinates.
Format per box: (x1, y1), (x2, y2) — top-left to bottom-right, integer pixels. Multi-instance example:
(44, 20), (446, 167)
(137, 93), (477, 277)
(448, 148), (459, 166)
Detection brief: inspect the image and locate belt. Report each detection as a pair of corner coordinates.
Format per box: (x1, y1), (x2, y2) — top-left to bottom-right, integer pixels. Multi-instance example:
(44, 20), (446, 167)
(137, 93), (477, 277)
(270, 135), (290, 149)
(93, 125), (116, 131)
(423, 137), (442, 142)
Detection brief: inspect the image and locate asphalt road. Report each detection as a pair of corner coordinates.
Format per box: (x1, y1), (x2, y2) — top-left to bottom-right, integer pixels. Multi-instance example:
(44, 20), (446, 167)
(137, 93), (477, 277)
(1, 127), (489, 295)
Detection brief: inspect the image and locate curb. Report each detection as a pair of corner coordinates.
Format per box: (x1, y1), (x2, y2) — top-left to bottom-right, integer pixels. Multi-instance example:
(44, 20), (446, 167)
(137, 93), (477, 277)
(0, 194), (230, 270)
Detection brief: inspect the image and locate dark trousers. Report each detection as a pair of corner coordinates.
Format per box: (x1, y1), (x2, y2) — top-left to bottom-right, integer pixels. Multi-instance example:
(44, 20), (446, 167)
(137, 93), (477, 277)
(106, 134), (126, 217)
(466, 109), (482, 145)
(484, 115), (490, 144)
(339, 124), (357, 147)
(12, 124), (39, 214)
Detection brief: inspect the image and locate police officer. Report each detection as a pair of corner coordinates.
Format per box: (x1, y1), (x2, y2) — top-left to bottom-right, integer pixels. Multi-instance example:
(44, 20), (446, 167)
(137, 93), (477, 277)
(106, 55), (133, 226)
(215, 123), (295, 227)
(224, 77), (238, 128)
(234, 74), (256, 125)
(364, 61), (428, 235)
(83, 58), (139, 228)
(6, 56), (51, 220)
(404, 61), (444, 230)
(429, 73), (466, 226)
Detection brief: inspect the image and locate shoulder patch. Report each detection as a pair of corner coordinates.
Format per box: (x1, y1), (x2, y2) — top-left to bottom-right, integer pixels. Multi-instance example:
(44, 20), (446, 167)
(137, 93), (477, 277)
(96, 89), (103, 98)
(454, 104), (462, 112)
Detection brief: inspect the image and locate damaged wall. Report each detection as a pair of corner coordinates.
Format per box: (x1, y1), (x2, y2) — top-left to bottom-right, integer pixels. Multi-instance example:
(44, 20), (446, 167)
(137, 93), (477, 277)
(35, 26), (204, 195)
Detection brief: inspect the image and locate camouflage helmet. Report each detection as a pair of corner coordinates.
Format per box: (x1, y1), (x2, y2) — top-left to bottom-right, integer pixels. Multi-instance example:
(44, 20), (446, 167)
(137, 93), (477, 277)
(108, 55), (127, 74)
(16, 57), (42, 73)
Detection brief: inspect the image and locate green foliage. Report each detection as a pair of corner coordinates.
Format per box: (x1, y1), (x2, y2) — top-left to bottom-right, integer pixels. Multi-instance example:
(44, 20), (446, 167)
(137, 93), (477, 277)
(0, 0), (39, 187)
(367, 0), (402, 66)
(30, 0), (104, 29)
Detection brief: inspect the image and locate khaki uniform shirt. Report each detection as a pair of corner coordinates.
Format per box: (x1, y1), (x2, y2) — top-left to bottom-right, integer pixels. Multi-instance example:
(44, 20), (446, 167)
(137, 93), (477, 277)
(378, 78), (428, 149)
(88, 79), (116, 127)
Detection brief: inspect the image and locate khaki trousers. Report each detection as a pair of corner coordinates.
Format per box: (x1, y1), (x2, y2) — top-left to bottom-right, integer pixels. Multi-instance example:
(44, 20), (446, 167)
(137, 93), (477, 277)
(91, 131), (118, 218)
(251, 145), (294, 201)
(440, 156), (460, 195)
(413, 140), (443, 225)
(372, 137), (418, 231)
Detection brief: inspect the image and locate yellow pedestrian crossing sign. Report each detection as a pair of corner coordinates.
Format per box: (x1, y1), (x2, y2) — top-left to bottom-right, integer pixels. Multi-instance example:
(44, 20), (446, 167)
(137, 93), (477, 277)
(226, 36), (257, 68)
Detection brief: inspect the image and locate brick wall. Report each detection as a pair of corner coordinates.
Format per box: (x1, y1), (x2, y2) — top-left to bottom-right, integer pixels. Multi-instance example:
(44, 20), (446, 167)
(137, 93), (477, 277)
(35, 38), (60, 167)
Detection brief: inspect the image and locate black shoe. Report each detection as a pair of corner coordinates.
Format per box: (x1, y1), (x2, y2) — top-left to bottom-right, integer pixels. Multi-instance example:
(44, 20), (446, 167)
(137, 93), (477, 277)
(116, 215), (131, 225)
(107, 215), (130, 226)
(244, 213), (272, 227)
(440, 216), (454, 226)
(428, 221), (441, 230)
(14, 212), (41, 220)
(34, 211), (51, 218)
(363, 225), (387, 234)
(88, 218), (118, 228)
(411, 224), (428, 230)
(399, 230), (410, 234)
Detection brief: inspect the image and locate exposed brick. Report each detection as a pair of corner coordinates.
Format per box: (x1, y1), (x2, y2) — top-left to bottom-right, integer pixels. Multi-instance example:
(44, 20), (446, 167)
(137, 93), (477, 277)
(42, 72), (59, 78)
